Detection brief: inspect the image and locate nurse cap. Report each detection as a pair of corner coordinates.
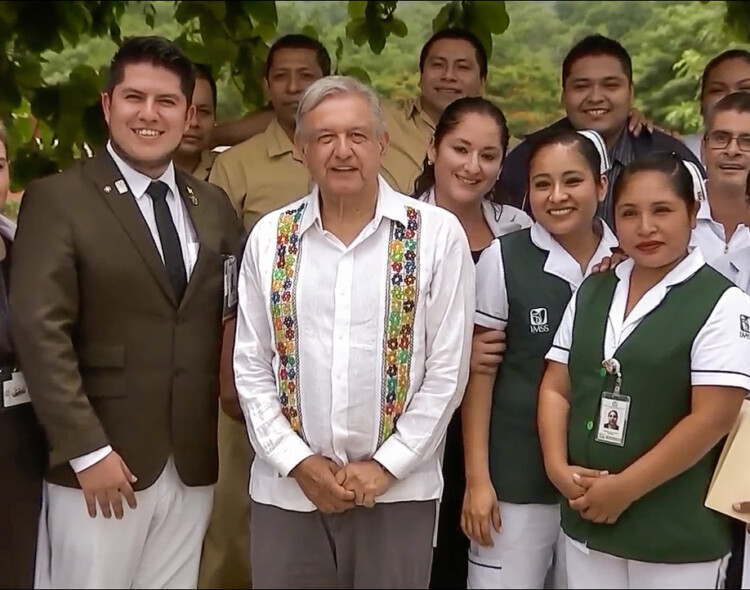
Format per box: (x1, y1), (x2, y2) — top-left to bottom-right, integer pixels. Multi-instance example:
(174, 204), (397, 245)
(576, 129), (611, 176)
(681, 159), (708, 201)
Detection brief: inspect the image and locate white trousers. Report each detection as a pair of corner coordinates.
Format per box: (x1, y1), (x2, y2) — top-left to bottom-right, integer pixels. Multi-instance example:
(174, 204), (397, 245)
(467, 502), (566, 589)
(34, 457), (214, 589)
(565, 535), (728, 589)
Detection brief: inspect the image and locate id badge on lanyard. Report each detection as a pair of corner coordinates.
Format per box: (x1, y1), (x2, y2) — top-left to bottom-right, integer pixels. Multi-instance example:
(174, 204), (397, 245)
(595, 358), (631, 447)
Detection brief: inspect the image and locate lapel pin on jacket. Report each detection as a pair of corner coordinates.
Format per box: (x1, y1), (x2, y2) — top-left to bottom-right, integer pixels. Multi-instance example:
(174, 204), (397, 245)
(186, 185), (198, 206)
(115, 179), (128, 194)
(103, 185), (112, 194)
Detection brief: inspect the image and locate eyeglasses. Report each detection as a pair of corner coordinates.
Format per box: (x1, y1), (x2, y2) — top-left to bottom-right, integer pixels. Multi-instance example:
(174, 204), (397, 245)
(704, 130), (750, 152)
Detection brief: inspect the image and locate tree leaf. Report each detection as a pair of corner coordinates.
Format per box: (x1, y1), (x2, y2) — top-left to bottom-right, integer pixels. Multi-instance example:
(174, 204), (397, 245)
(468, 23), (493, 58)
(301, 25), (319, 40)
(341, 65), (371, 84)
(14, 57), (44, 90)
(255, 22), (276, 42)
(432, 1), (459, 32)
(335, 36), (345, 62)
(348, 1), (367, 18)
(390, 17), (408, 38)
(244, 0), (277, 26)
(472, 1), (509, 34)
(368, 25), (387, 55)
(345, 17), (369, 47)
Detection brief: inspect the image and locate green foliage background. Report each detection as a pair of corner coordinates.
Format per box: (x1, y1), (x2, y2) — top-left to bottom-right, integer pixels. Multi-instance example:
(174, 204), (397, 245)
(1, 0), (749, 190)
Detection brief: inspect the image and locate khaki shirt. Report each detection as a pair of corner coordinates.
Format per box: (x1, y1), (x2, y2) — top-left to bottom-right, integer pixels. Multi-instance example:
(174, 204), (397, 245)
(209, 117), (311, 231)
(191, 149), (217, 182)
(380, 97), (522, 195)
(381, 98), (435, 195)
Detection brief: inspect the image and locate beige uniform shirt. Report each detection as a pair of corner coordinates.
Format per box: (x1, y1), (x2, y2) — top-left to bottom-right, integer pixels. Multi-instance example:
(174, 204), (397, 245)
(380, 97), (521, 195)
(191, 149), (217, 182)
(209, 117), (312, 231)
(381, 98), (435, 195)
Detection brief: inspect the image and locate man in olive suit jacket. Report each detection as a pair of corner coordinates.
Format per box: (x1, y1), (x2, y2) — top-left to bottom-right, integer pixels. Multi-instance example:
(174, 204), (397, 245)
(10, 36), (242, 589)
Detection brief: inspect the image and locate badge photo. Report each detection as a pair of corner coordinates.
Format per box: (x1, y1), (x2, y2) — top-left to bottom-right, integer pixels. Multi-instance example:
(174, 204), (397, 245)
(595, 391), (630, 447)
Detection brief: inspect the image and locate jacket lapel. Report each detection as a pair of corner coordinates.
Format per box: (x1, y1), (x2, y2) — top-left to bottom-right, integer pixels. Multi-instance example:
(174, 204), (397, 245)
(84, 151), (177, 306)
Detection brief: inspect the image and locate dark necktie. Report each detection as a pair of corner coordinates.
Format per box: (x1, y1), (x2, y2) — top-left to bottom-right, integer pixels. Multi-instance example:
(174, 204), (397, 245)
(147, 181), (187, 301)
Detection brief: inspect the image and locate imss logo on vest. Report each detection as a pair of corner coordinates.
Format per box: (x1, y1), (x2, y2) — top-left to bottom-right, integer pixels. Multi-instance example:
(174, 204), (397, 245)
(530, 307), (549, 334)
(741, 315), (750, 339)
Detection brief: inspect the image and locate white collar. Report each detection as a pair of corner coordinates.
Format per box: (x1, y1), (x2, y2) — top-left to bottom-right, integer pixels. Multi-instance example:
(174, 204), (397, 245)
(610, 247), (707, 338)
(106, 141), (179, 201)
(697, 198), (714, 222)
(0, 214), (16, 241)
(615, 246), (706, 289)
(298, 175), (409, 237)
(530, 220), (619, 288)
(725, 245), (750, 276)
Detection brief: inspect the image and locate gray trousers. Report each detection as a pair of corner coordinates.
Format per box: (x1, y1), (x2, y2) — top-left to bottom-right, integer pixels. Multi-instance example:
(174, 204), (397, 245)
(251, 499), (437, 589)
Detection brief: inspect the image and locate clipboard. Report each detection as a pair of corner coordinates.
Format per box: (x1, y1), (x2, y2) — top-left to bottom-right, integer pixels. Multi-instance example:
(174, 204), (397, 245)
(705, 399), (750, 524)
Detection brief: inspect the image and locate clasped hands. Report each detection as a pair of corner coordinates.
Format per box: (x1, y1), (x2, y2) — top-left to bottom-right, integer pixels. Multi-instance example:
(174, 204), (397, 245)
(550, 463), (637, 525)
(290, 454), (395, 514)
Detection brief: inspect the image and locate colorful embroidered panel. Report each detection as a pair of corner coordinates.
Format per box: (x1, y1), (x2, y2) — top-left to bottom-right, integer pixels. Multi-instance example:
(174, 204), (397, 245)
(378, 206), (421, 445)
(270, 203), (307, 438)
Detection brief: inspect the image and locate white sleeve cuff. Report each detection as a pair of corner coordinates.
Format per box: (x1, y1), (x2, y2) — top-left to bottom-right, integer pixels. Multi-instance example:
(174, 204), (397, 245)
(269, 435), (316, 477)
(691, 370), (750, 391)
(545, 346), (570, 365)
(69, 445), (113, 473)
(474, 310), (507, 331)
(372, 435), (419, 480)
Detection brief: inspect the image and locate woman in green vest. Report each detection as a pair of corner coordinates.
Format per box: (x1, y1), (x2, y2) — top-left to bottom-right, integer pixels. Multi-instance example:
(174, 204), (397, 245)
(461, 127), (618, 588)
(412, 96), (531, 589)
(539, 152), (750, 589)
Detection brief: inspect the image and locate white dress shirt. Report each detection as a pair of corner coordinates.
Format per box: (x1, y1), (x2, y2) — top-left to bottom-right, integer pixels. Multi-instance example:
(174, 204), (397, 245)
(714, 245), (750, 293)
(547, 248), (750, 392)
(234, 177), (475, 511)
(690, 198), (750, 264)
(69, 143), (200, 474)
(475, 220), (618, 330)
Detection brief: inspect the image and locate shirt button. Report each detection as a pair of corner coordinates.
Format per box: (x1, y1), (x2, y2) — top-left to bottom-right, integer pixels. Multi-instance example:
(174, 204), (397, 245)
(586, 420), (594, 431)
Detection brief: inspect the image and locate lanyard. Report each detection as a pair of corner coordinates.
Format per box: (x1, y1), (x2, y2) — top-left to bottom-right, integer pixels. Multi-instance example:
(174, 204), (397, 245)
(601, 358), (623, 395)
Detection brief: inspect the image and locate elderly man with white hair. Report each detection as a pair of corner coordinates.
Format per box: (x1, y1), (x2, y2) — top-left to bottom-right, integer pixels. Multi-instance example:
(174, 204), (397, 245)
(233, 75), (475, 589)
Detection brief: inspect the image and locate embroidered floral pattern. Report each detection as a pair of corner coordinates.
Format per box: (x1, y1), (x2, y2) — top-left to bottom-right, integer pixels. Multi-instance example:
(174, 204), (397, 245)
(378, 206), (421, 445)
(271, 203), (307, 438)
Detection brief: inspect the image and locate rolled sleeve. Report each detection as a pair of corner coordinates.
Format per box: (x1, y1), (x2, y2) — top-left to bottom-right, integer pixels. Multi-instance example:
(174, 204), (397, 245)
(474, 240), (508, 331)
(690, 287), (750, 391)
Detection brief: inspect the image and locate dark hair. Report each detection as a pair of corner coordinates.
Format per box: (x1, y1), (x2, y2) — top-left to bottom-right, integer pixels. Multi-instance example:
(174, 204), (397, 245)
(193, 62), (217, 110)
(265, 34), (332, 79)
(700, 49), (750, 101)
(706, 90), (750, 129)
(106, 36), (195, 102)
(562, 34), (632, 87)
(412, 96), (508, 199)
(419, 28), (488, 80)
(611, 152), (696, 213)
(527, 128), (603, 184)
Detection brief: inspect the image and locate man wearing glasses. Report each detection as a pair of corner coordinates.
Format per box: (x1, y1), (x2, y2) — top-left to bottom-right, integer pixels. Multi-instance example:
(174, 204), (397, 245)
(692, 91), (750, 262)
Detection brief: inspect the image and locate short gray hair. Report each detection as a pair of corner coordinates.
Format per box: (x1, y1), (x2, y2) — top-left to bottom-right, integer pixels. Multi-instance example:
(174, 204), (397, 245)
(295, 75), (385, 140)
